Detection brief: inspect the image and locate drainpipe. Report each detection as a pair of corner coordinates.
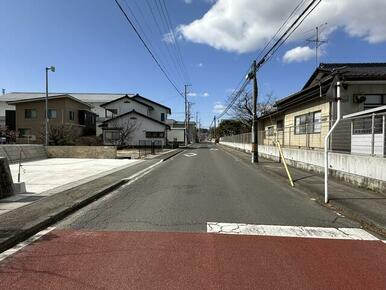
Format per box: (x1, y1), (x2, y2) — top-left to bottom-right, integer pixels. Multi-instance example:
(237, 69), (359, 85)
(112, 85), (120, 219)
(324, 81), (341, 204)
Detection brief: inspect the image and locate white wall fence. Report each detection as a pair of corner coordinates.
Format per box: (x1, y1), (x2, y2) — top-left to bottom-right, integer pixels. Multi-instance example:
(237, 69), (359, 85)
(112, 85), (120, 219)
(219, 139), (386, 193)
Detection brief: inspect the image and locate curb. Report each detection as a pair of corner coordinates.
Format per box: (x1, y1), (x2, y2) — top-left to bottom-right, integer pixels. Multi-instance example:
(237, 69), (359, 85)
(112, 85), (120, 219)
(0, 180), (127, 253)
(161, 148), (183, 162)
(0, 152), (181, 254)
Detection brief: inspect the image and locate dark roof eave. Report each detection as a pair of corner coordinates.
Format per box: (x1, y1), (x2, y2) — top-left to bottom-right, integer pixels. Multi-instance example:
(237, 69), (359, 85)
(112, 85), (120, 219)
(276, 77), (333, 106)
(133, 94), (171, 113)
(102, 110), (171, 129)
(100, 95), (154, 110)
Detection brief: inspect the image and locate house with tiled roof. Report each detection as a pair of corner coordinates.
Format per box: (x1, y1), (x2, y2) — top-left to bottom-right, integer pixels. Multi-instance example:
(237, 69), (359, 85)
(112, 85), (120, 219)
(100, 94), (171, 146)
(258, 63), (386, 153)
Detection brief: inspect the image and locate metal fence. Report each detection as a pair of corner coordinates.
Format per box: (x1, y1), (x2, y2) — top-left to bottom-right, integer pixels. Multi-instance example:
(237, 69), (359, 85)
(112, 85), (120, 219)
(220, 113), (386, 157)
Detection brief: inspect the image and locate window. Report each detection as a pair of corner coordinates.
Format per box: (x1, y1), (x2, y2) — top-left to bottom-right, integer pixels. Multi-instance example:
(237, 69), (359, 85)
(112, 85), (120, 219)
(104, 130), (121, 143)
(294, 111), (321, 134)
(266, 126), (275, 136)
(363, 95), (386, 110)
(69, 111), (75, 121)
(146, 131), (165, 138)
(276, 120), (284, 131)
(313, 111), (321, 133)
(161, 113), (165, 122)
(295, 114), (307, 134)
(24, 109), (37, 119)
(18, 128), (30, 137)
(48, 109), (57, 119)
(109, 109), (118, 115)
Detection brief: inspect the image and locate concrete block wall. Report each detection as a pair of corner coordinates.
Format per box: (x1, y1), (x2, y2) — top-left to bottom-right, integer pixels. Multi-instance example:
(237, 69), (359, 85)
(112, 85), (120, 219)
(46, 146), (117, 159)
(219, 141), (386, 193)
(0, 145), (47, 164)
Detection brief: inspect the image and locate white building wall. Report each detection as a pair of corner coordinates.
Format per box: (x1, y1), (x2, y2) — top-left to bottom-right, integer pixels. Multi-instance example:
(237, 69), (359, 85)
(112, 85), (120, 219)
(167, 128), (185, 143)
(104, 113), (167, 146)
(103, 99), (149, 116)
(133, 98), (169, 122)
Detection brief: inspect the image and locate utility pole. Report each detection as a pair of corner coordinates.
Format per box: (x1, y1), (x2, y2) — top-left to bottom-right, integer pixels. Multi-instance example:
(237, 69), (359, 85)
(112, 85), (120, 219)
(45, 66), (55, 146)
(249, 60), (258, 163)
(196, 112), (199, 143)
(184, 84), (191, 146)
(213, 116), (217, 143)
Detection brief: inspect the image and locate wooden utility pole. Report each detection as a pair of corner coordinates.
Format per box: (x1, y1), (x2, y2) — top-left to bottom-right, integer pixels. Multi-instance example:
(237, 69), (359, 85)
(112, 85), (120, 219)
(251, 60), (258, 163)
(213, 116), (217, 143)
(184, 85), (190, 146)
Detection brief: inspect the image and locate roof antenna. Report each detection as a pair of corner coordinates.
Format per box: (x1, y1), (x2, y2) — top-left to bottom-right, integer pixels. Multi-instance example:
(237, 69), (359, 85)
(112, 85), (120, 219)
(307, 23), (328, 67)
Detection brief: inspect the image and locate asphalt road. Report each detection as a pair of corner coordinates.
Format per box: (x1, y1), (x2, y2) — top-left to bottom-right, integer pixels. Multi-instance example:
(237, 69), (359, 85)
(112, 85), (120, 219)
(1, 143), (385, 289)
(58, 143), (358, 231)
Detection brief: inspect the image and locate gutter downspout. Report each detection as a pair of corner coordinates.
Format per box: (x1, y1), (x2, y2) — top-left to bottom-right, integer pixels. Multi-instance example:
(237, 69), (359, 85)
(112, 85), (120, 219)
(324, 81), (341, 203)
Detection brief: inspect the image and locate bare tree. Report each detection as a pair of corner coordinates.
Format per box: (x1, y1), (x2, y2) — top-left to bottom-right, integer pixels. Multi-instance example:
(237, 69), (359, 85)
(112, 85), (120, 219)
(107, 119), (140, 147)
(38, 123), (78, 145)
(229, 92), (276, 128)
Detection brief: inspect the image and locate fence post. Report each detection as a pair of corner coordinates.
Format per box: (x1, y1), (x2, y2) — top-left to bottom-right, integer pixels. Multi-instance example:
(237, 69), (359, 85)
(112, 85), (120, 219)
(371, 113), (375, 156)
(289, 127), (291, 147)
(383, 115), (386, 157)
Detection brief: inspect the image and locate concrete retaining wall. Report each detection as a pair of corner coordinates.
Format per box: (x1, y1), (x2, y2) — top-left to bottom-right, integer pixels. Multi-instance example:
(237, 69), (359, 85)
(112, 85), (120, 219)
(46, 146), (117, 159)
(0, 145), (47, 164)
(219, 141), (386, 193)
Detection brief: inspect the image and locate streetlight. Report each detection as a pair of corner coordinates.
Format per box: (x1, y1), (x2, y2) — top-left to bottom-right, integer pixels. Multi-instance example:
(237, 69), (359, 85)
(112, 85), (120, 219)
(45, 66), (55, 146)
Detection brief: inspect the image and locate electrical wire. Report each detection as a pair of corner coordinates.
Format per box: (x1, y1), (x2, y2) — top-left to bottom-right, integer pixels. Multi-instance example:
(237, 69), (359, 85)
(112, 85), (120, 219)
(113, 0), (185, 98)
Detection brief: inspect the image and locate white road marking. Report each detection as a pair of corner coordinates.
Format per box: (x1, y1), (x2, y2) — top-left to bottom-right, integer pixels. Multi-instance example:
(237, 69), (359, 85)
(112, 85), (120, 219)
(0, 227), (56, 262)
(210, 148), (218, 151)
(207, 222), (380, 241)
(184, 153), (197, 157)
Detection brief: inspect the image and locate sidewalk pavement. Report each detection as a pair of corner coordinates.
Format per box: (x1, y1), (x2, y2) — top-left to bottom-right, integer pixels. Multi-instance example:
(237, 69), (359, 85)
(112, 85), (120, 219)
(0, 149), (182, 253)
(218, 144), (386, 238)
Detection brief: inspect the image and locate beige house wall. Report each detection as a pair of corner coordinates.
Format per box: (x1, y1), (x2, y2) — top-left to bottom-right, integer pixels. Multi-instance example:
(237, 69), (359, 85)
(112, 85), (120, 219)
(260, 99), (331, 149)
(15, 98), (90, 143)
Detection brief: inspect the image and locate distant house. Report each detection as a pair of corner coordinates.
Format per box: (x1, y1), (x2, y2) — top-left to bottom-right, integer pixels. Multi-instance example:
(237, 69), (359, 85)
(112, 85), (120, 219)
(100, 94), (171, 146)
(259, 63), (386, 153)
(7, 94), (96, 143)
(1, 92), (138, 135)
(165, 119), (197, 144)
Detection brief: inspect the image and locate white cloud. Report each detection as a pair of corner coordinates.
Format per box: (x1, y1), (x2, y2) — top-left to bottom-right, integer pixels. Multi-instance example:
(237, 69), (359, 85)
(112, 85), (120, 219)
(213, 102), (226, 113)
(188, 91), (210, 97)
(184, 0), (215, 4)
(179, 0), (386, 54)
(162, 31), (175, 44)
(283, 46), (314, 63)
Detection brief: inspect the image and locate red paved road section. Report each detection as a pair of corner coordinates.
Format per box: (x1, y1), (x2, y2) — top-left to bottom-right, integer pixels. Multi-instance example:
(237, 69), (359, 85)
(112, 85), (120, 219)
(0, 230), (385, 290)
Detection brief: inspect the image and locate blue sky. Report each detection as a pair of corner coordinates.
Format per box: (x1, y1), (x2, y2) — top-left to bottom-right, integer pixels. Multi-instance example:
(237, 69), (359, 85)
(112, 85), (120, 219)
(1, 0), (386, 127)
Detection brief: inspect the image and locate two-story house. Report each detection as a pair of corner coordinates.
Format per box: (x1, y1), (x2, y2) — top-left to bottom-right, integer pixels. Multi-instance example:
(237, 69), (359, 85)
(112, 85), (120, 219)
(100, 94), (171, 146)
(7, 94), (96, 143)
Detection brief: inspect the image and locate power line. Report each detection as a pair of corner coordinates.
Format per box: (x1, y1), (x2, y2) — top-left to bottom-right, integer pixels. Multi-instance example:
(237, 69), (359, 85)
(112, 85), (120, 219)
(160, 0), (191, 84)
(113, 0), (184, 98)
(255, 0), (321, 69)
(215, 0), (321, 121)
